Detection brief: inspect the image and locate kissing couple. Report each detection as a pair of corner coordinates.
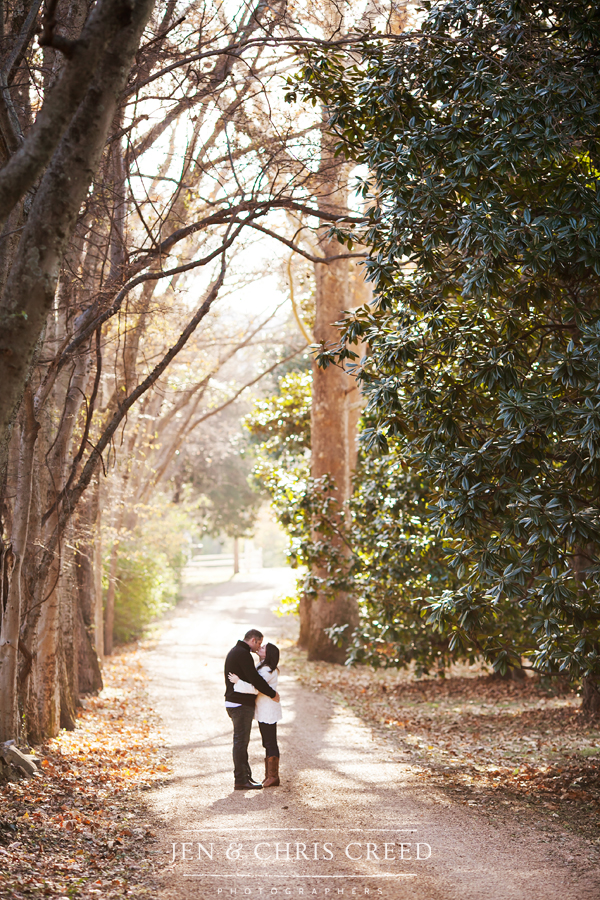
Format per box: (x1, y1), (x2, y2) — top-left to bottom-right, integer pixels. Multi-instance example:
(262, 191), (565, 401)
(224, 628), (283, 791)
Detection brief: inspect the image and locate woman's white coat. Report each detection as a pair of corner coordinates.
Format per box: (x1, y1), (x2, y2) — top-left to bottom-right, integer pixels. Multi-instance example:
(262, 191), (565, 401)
(234, 666), (282, 724)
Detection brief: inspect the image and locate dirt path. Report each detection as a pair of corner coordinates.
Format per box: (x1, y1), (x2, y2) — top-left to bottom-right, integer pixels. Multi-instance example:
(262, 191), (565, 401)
(143, 567), (599, 900)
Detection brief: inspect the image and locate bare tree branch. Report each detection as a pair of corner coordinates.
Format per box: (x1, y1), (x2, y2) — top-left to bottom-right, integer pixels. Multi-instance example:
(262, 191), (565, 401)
(0, 0), (150, 227)
(31, 255), (228, 598)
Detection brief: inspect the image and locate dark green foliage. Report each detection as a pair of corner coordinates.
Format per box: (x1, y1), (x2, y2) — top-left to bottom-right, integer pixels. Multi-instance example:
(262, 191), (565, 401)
(346, 452), (457, 671)
(293, 0), (600, 677)
(246, 373), (458, 673)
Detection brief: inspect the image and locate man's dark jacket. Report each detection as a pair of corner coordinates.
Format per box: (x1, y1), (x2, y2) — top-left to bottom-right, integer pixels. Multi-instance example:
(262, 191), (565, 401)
(224, 640), (277, 707)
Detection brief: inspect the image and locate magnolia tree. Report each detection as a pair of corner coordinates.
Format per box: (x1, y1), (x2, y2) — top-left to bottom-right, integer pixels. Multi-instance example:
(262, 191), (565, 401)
(296, 0), (600, 710)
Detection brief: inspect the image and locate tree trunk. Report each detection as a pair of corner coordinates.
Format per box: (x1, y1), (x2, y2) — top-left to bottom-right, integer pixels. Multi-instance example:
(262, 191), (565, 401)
(0, 0), (157, 487)
(308, 248), (359, 661)
(74, 483), (103, 692)
(298, 593), (311, 649)
(58, 524), (79, 730)
(104, 541), (120, 656)
(0, 389), (38, 741)
(233, 537), (240, 575)
(35, 552), (61, 738)
(93, 476), (105, 661)
(29, 316), (91, 735)
(304, 96), (359, 661)
(582, 676), (600, 716)
(18, 420), (48, 745)
(77, 593), (103, 695)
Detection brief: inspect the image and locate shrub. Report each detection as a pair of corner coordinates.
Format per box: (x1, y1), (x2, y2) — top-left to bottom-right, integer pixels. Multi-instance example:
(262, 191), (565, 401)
(112, 545), (178, 644)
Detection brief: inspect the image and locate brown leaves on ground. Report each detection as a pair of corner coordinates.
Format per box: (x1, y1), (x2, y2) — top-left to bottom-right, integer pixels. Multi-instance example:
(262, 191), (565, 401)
(285, 649), (600, 842)
(0, 647), (170, 899)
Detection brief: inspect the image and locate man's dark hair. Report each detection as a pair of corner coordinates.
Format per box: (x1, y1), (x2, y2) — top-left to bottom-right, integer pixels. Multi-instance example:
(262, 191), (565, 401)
(244, 629), (263, 642)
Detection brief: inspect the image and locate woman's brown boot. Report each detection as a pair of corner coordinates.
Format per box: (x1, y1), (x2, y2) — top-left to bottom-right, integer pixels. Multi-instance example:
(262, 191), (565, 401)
(262, 756), (280, 787)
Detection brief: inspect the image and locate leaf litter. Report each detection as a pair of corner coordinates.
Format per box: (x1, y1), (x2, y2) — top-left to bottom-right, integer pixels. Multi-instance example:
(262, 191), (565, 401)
(0, 646), (171, 899)
(284, 646), (600, 847)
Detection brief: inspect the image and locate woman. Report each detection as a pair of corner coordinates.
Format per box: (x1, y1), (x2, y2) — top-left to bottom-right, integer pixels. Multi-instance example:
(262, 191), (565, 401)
(228, 642), (281, 787)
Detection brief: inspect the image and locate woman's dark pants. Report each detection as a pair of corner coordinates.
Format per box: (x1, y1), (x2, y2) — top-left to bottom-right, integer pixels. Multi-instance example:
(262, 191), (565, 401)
(227, 705), (255, 785)
(258, 721), (279, 758)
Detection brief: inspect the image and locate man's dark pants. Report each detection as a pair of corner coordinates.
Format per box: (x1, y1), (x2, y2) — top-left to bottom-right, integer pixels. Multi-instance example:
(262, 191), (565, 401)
(227, 705), (255, 784)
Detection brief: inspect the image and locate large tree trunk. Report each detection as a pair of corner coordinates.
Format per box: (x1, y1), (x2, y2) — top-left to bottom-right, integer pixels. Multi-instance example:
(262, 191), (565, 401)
(58, 534), (78, 731)
(93, 476), (105, 662)
(18, 419), (48, 745)
(308, 235), (358, 662)
(304, 89), (359, 660)
(33, 320), (91, 735)
(74, 482), (104, 692)
(0, 389), (38, 741)
(35, 551), (62, 738)
(0, 0), (156, 486)
(582, 676), (600, 716)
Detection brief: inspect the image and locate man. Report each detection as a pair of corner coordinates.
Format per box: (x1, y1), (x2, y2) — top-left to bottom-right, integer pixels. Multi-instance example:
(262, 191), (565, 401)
(224, 629), (280, 791)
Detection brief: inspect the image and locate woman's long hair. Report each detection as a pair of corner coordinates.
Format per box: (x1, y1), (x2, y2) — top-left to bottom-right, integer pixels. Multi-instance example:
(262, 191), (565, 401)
(258, 642), (279, 672)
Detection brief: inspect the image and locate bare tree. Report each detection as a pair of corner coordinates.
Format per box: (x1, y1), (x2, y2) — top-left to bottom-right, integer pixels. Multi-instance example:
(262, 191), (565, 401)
(0, 0), (389, 742)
